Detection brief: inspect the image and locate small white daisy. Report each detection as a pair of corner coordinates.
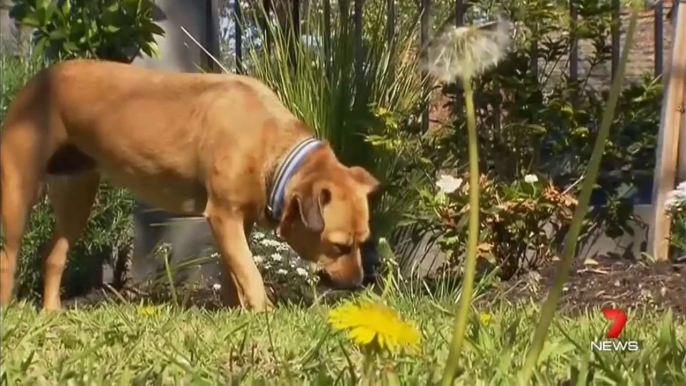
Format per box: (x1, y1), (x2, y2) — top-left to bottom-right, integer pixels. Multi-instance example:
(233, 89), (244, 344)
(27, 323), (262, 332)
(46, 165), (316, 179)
(261, 239), (282, 247)
(524, 174), (539, 184)
(212, 283), (222, 291)
(436, 174), (463, 194)
(270, 253), (283, 262)
(296, 267), (308, 277)
(276, 269), (288, 275)
(253, 255), (265, 264)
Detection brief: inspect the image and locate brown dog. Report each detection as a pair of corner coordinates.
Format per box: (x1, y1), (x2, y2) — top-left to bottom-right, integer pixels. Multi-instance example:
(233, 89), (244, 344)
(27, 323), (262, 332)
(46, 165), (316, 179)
(0, 59), (378, 311)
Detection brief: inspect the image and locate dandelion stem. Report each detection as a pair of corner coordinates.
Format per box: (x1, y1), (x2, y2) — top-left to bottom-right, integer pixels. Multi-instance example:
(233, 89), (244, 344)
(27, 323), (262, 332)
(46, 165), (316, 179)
(442, 78), (480, 385)
(517, 5), (640, 384)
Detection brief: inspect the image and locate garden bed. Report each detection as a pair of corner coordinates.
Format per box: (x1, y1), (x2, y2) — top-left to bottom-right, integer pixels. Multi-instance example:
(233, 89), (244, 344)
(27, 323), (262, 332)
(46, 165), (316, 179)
(63, 254), (686, 319)
(480, 255), (686, 316)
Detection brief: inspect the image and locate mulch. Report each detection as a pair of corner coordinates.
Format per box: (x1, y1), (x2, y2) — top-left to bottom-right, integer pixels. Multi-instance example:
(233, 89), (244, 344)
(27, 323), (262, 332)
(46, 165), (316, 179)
(479, 255), (686, 316)
(64, 255), (685, 318)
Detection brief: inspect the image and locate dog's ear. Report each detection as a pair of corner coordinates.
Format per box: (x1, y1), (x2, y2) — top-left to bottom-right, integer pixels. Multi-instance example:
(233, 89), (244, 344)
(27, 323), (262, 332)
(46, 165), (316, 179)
(287, 186), (331, 233)
(348, 166), (379, 195)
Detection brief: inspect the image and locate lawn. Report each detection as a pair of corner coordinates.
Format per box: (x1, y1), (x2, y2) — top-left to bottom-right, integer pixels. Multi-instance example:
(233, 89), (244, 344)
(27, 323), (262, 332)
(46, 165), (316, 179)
(1, 287), (684, 385)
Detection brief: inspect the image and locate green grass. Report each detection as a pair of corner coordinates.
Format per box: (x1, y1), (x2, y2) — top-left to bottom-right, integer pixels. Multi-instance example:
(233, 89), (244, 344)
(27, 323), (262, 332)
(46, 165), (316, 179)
(1, 290), (684, 385)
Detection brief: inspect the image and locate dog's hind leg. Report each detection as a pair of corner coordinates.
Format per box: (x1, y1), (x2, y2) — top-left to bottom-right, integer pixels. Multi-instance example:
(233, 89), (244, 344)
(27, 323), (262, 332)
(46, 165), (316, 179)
(0, 136), (48, 306)
(0, 158), (43, 306)
(41, 171), (100, 310)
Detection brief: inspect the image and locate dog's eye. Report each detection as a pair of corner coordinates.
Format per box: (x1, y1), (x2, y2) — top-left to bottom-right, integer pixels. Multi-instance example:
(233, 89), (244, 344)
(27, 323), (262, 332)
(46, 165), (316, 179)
(332, 243), (352, 255)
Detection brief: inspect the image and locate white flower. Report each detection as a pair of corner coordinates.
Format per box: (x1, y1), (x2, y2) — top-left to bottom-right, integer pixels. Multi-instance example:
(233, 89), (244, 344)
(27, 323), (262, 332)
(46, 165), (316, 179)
(276, 244), (291, 252)
(252, 232), (265, 240)
(436, 174), (463, 194)
(421, 19), (512, 83)
(276, 269), (288, 275)
(665, 189), (686, 211)
(677, 181), (686, 192)
(261, 239), (282, 247)
(270, 253), (283, 262)
(296, 267), (308, 277)
(212, 283), (222, 291)
(524, 174), (539, 184)
(263, 263), (271, 270)
(253, 255), (265, 264)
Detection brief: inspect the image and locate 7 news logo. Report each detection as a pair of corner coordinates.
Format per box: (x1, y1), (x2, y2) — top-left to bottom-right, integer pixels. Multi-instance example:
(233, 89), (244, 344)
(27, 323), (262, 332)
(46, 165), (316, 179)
(590, 308), (640, 352)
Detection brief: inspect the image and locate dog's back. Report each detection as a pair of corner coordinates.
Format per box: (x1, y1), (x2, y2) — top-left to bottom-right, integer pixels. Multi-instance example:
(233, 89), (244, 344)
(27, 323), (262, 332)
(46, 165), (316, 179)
(2, 59), (309, 203)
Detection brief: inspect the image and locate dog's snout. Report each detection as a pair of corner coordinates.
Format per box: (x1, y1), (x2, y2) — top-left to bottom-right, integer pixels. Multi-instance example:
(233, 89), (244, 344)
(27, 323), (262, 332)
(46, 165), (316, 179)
(316, 270), (363, 290)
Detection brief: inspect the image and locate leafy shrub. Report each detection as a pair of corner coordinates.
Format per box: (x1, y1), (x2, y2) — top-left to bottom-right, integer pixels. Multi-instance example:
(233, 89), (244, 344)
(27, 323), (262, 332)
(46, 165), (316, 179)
(413, 173), (577, 279)
(385, 0), (663, 275)
(438, 1), (660, 233)
(9, 0), (164, 62)
(666, 182), (686, 258)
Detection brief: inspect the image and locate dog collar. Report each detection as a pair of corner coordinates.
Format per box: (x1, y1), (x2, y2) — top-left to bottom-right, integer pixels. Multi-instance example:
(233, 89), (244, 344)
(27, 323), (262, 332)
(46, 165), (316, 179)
(267, 137), (322, 222)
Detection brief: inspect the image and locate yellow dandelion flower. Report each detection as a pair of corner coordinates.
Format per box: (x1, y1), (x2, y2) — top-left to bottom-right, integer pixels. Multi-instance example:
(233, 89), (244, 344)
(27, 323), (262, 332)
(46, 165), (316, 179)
(479, 313), (493, 325)
(328, 301), (421, 355)
(421, 19), (512, 83)
(138, 305), (157, 316)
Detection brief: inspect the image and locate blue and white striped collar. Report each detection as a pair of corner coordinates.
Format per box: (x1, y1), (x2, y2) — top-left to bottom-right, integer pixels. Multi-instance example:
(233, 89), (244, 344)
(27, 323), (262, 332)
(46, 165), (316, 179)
(266, 137), (322, 222)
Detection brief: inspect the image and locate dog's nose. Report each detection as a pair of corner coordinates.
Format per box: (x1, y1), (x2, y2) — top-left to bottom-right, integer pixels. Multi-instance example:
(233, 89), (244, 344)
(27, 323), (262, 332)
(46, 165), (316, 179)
(316, 270), (363, 291)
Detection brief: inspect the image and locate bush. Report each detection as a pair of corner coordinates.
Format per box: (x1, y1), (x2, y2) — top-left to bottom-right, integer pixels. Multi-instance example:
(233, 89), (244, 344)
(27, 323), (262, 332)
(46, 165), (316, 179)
(666, 182), (686, 258)
(384, 0), (663, 275)
(9, 0), (163, 62)
(411, 173), (577, 280)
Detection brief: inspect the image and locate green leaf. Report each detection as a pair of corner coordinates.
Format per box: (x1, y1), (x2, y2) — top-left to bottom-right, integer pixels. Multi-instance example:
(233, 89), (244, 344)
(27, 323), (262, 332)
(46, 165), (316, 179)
(61, 0), (71, 15)
(104, 2), (120, 13)
(48, 29), (68, 40)
(104, 25), (121, 33)
(43, 1), (57, 24)
(19, 14), (43, 28)
(32, 36), (49, 58)
(63, 41), (80, 53)
(145, 23), (166, 37)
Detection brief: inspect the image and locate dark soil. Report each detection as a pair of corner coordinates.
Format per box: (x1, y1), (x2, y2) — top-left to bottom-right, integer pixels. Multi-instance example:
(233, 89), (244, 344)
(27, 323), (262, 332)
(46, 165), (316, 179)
(479, 255), (686, 316)
(64, 256), (685, 317)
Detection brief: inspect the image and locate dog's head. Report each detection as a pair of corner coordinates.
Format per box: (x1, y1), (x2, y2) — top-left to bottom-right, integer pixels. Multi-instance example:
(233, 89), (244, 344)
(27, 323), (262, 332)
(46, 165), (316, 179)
(278, 148), (379, 290)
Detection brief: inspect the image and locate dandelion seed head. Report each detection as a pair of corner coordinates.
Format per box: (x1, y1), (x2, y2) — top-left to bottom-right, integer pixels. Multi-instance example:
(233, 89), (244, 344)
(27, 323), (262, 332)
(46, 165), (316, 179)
(421, 19), (512, 83)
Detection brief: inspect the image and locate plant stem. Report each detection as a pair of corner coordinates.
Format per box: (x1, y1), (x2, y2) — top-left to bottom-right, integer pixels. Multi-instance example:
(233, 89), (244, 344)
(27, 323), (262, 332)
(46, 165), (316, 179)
(441, 79), (480, 386)
(517, 7), (640, 385)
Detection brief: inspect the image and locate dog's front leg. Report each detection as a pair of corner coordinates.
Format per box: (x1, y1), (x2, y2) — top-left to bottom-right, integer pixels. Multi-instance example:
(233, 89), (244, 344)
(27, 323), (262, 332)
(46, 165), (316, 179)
(205, 208), (271, 311)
